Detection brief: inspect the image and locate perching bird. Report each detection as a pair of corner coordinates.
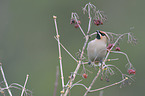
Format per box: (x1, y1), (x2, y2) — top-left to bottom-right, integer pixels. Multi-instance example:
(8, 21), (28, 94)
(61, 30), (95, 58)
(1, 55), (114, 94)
(87, 30), (109, 64)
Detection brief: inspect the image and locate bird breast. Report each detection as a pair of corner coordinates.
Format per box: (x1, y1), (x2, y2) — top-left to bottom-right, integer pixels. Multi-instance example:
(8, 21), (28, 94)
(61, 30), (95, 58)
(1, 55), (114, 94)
(87, 39), (107, 62)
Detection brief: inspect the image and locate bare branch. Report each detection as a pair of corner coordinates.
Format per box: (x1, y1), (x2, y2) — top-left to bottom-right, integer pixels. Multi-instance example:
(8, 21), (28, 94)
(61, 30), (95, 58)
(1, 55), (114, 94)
(53, 16), (65, 94)
(111, 51), (134, 69)
(21, 74), (29, 96)
(71, 13), (86, 36)
(89, 78), (127, 92)
(0, 63), (12, 96)
(54, 36), (78, 62)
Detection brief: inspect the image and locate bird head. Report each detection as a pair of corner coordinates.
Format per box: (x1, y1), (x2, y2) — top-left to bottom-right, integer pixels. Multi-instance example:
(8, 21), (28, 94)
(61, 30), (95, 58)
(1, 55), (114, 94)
(96, 30), (110, 43)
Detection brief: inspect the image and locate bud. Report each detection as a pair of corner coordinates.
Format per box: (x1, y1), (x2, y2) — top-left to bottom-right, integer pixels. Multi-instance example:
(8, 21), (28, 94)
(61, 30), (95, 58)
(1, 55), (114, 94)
(115, 47), (121, 51)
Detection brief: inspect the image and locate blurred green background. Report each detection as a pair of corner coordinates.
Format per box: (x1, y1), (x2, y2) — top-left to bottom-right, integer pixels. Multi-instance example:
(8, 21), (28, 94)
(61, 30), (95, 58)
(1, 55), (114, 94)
(0, 0), (145, 96)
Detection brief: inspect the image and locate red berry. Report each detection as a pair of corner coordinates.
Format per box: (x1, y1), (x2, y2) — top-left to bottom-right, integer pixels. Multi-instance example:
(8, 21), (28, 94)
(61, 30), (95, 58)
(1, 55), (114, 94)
(107, 44), (114, 49)
(101, 22), (103, 25)
(83, 73), (87, 79)
(94, 19), (101, 26)
(77, 20), (81, 24)
(115, 47), (121, 51)
(70, 19), (76, 24)
(128, 69), (136, 74)
(74, 24), (79, 28)
(96, 19), (101, 23)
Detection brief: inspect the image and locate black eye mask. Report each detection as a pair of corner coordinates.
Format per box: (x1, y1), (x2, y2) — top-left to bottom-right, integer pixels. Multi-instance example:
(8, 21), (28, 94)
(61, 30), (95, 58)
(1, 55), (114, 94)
(96, 33), (101, 39)
(99, 32), (106, 36)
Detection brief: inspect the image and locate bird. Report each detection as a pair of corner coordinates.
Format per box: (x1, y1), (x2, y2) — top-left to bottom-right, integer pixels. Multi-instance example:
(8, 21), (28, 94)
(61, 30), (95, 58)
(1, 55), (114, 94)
(87, 30), (109, 64)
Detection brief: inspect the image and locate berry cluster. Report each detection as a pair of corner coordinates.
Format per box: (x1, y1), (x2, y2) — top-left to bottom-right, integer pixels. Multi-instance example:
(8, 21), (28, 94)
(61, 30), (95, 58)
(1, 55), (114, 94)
(93, 19), (103, 26)
(107, 43), (121, 51)
(70, 19), (81, 28)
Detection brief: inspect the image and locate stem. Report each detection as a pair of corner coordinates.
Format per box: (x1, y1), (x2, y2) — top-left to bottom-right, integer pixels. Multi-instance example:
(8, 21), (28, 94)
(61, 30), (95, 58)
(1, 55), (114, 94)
(89, 78), (126, 92)
(21, 74), (29, 96)
(111, 51), (132, 69)
(73, 13), (86, 36)
(87, 6), (91, 35)
(54, 36), (78, 62)
(0, 63), (12, 96)
(53, 16), (65, 93)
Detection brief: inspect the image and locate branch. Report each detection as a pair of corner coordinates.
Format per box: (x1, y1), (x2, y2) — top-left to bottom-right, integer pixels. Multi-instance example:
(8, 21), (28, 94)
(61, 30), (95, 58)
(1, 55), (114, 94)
(54, 36), (78, 62)
(0, 63), (12, 96)
(89, 77), (127, 92)
(111, 51), (133, 69)
(53, 16), (65, 94)
(71, 13), (86, 36)
(21, 74), (29, 96)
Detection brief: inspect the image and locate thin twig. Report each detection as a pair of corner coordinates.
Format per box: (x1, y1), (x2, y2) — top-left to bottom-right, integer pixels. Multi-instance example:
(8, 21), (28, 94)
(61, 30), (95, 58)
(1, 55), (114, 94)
(87, 5), (91, 35)
(21, 74), (29, 96)
(53, 16), (65, 94)
(0, 63), (12, 96)
(54, 36), (78, 62)
(111, 51), (133, 69)
(71, 83), (87, 89)
(72, 13), (86, 36)
(89, 78), (127, 92)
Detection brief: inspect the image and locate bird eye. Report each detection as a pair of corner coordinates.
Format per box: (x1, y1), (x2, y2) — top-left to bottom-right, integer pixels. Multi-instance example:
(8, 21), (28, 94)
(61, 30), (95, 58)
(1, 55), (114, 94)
(99, 32), (106, 36)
